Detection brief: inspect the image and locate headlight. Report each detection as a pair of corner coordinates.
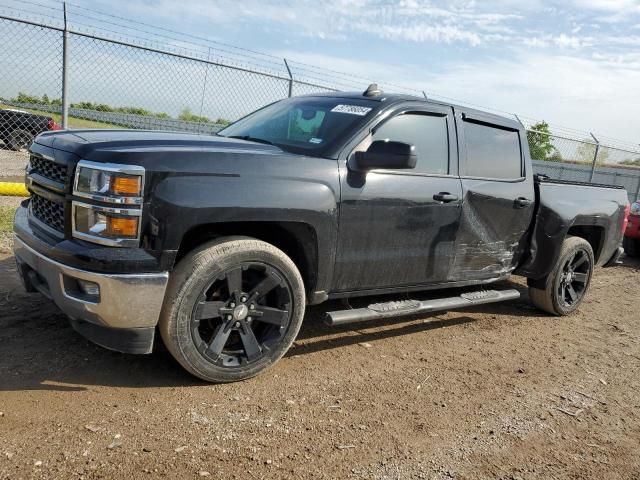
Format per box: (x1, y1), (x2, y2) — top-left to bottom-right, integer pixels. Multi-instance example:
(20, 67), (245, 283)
(74, 161), (144, 205)
(631, 202), (640, 216)
(72, 160), (145, 247)
(72, 202), (142, 247)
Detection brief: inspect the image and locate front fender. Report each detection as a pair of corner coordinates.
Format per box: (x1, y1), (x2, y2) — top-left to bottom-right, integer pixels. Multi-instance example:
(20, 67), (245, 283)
(146, 164), (340, 293)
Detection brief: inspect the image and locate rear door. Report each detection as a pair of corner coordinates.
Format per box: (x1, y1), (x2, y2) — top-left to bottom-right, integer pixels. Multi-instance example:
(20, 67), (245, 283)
(450, 110), (536, 281)
(333, 103), (463, 292)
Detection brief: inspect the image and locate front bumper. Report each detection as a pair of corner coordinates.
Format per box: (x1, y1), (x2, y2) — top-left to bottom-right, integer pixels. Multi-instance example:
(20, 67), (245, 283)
(13, 234), (169, 354)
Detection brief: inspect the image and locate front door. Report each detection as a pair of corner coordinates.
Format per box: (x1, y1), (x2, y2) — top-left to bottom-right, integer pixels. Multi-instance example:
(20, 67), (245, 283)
(333, 104), (463, 292)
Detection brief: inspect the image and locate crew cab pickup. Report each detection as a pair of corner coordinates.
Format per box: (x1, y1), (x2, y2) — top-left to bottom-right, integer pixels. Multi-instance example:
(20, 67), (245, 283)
(13, 86), (629, 382)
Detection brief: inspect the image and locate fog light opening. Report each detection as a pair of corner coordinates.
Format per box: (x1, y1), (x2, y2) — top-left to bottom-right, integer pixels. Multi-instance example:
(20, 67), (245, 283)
(77, 279), (100, 297)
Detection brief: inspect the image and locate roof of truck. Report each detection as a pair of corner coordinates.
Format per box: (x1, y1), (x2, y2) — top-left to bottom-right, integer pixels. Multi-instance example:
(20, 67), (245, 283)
(304, 89), (523, 130)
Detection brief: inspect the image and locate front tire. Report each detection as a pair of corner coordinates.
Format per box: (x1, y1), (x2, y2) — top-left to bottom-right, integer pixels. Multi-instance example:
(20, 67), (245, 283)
(159, 237), (305, 383)
(623, 236), (639, 258)
(528, 236), (594, 316)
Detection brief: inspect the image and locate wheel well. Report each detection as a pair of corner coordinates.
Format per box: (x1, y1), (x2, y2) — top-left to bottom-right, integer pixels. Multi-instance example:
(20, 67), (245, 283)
(176, 221), (319, 293)
(567, 225), (604, 262)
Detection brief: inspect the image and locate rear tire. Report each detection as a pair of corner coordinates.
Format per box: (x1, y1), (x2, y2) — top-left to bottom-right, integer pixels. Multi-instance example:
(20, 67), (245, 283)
(528, 236), (594, 316)
(6, 129), (34, 152)
(623, 236), (640, 258)
(159, 237), (305, 383)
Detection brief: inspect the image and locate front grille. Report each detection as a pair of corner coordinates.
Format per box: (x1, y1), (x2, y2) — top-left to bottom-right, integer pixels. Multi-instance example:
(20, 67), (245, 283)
(30, 155), (67, 184)
(31, 194), (65, 233)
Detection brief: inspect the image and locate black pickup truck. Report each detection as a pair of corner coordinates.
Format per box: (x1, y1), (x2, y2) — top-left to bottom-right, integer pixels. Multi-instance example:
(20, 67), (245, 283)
(13, 86), (629, 382)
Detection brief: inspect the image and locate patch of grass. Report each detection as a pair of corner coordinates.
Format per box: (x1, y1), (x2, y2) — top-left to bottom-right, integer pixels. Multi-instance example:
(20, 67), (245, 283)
(0, 206), (15, 233)
(0, 206), (16, 252)
(0, 104), (118, 130)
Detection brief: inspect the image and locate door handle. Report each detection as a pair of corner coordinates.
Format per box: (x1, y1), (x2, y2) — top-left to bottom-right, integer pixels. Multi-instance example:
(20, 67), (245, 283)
(433, 192), (459, 203)
(514, 197), (532, 208)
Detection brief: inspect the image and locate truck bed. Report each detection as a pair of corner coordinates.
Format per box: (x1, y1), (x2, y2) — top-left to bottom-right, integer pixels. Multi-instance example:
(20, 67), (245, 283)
(516, 175), (628, 280)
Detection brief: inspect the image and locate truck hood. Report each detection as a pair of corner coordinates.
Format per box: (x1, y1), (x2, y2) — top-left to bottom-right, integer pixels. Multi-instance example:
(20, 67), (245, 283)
(34, 129), (282, 157)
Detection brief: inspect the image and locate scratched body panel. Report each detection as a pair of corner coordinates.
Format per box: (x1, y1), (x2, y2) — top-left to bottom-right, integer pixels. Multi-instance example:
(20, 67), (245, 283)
(450, 179), (535, 281)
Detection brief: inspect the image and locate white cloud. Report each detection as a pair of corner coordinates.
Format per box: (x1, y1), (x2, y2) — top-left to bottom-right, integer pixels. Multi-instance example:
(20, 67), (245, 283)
(277, 48), (640, 142)
(523, 37), (550, 47)
(94, 0), (525, 46)
(553, 34), (588, 48)
(571, 0), (640, 12)
(358, 23), (483, 45)
(69, 0), (640, 142)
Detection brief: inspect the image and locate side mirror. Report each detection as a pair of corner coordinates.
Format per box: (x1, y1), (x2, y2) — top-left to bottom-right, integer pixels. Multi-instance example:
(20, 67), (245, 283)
(352, 140), (417, 171)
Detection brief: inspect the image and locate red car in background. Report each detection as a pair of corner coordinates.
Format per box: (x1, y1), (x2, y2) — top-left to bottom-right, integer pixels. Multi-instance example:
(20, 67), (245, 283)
(624, 201), (640, 257)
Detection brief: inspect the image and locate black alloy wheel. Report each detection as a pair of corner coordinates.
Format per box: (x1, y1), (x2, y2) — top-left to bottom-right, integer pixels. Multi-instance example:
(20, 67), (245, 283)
(556, 248), (591, 308)
(159, 237), (306, 383)
(528, 236), (595, 316)
(191, 262), (292, 368)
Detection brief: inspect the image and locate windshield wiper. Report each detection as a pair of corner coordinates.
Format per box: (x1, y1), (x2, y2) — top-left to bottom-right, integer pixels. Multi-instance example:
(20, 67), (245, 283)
(225, 135), (274, 146)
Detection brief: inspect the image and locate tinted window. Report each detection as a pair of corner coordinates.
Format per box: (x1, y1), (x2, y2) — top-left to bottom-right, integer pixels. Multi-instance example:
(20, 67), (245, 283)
(373, 113), (449, 175)
(463, 121), (522, 179)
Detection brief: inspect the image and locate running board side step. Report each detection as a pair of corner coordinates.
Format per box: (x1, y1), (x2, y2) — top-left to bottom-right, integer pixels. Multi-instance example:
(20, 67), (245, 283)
(324, 289), (520, 326)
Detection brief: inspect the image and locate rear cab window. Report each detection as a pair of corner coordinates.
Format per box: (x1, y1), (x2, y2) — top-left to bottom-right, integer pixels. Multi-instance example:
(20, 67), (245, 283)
(462, 119), (523, 180)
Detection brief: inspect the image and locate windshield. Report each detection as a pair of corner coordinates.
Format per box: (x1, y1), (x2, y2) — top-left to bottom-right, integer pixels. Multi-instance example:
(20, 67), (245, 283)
(218, 97), (378, 157)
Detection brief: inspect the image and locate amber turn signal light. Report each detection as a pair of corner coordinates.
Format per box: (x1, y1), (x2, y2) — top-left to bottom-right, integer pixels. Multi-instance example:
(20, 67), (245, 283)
(110, 175), (141, 196)
(106, 216), (139, 238)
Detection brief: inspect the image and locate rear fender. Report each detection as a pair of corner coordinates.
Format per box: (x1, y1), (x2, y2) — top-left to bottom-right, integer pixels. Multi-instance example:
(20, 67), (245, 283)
(515, 198), (623, 280)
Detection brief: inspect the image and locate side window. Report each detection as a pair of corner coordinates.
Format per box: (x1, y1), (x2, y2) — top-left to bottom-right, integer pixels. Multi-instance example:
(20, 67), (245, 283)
(372, 113), (449, 175)
(463, 121), (522, 179)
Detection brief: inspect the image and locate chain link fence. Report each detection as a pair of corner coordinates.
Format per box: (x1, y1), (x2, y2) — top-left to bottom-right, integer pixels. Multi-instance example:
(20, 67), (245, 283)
(0, 16), (63, 181)
(525, 129), (640, 204)
(0, 6), (639, 203)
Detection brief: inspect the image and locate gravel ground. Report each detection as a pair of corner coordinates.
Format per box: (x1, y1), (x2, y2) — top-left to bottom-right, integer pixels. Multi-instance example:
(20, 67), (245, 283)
(0, 199), (22, 254)
(0, 136), (28, 253)
(0, 197), (24, 208)
(0, 253), (639, 480)
(0, 146), (28, 180)
(0, 201), (20, 254)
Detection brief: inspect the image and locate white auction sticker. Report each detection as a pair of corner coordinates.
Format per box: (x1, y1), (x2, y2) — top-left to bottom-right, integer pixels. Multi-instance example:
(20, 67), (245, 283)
(330, 104), (372, 116)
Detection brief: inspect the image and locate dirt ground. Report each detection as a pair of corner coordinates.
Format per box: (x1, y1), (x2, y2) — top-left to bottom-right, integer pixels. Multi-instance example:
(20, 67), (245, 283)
(0, 250), (639, 480)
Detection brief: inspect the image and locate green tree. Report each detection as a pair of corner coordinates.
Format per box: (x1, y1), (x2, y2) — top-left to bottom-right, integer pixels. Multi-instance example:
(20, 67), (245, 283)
(527, 121), (561, 162)
(14, 92), (41, 104)
(12, 91), (179, 120)
(620, 158), (640, 167)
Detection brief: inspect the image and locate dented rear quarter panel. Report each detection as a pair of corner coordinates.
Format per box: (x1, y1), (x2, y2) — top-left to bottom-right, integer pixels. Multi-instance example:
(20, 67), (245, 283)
(515, 181), (628, 279)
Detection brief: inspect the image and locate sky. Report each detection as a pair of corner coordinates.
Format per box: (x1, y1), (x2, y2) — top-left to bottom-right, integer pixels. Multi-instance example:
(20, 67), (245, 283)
(2, 0), (640, 144)
(74, 0), (640, 144)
